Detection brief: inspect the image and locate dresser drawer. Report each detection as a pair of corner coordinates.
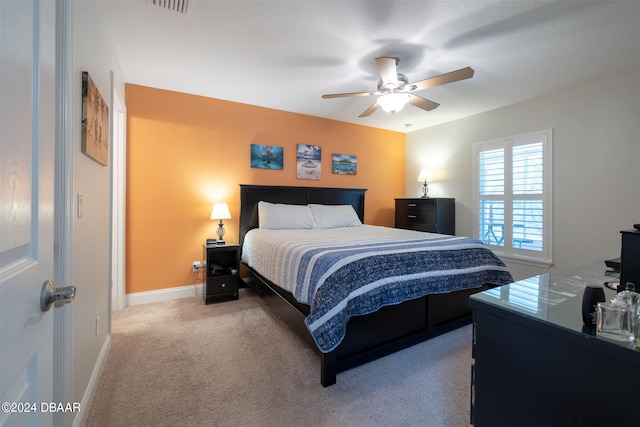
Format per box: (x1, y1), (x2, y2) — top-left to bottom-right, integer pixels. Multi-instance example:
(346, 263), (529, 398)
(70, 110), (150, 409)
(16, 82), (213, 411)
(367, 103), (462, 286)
(394, 222), (437, 232)
(395, 200), (436, 223)
(395, 209), (436, 224)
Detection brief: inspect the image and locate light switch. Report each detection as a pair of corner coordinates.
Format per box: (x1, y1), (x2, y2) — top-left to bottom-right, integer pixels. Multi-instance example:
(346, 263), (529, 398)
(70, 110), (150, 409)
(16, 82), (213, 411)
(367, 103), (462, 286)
(77, 193), (83, 218)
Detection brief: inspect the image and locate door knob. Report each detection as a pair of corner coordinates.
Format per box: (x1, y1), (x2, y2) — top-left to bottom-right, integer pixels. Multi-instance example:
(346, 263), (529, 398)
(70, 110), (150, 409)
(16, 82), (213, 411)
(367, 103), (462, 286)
(40, 279), (76, 312)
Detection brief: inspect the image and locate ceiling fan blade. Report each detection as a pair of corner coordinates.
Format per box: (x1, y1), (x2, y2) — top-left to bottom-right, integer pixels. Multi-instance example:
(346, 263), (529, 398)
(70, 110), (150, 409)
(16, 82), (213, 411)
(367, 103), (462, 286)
(375, 57), (398, 86)
(322, 90), (378, 99)
(409, 67), (475, 91)
(358, 102), (380, 118)
(407, 94), (440, 111)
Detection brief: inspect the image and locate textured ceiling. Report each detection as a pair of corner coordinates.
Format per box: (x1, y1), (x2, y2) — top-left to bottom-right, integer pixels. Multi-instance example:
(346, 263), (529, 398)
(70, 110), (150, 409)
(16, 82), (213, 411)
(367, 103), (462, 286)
(103, 0), (640, 133)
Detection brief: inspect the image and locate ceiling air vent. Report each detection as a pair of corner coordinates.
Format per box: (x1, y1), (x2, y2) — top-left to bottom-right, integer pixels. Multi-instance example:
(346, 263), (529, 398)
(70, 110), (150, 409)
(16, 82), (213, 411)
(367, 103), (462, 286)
(148, 0), (189, 15)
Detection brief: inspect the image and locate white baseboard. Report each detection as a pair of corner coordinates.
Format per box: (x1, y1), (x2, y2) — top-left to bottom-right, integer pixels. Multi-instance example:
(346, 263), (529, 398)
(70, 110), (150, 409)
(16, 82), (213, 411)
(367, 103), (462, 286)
(73, 334), (111, 427)
(125, 283), (202, 306)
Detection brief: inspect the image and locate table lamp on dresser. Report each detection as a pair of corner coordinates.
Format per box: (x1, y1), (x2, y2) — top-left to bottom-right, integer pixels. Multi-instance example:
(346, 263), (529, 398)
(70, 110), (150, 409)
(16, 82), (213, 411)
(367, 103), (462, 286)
(418, 169), (433, 198)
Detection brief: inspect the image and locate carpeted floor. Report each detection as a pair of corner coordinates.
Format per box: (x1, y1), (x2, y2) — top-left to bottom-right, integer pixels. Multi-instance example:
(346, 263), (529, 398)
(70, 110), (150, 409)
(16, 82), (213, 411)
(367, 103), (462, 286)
(86, 288), (473, 427)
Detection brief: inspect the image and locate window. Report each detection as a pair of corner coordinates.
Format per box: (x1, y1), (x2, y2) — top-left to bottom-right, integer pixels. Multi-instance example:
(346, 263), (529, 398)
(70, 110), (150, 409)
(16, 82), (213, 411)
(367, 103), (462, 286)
(473, 129), (553, 267)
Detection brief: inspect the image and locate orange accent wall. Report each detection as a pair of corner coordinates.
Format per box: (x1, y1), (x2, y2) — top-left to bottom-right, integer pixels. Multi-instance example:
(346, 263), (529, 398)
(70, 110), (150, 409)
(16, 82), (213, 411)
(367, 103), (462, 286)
(125, 84), (406, 294)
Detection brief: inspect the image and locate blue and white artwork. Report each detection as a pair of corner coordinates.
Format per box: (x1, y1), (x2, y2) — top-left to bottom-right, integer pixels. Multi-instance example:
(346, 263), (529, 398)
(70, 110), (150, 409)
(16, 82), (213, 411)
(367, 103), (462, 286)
(296, 144), (321, 180)
(332, 153), (357, 175)
(250, 144), (284, 170)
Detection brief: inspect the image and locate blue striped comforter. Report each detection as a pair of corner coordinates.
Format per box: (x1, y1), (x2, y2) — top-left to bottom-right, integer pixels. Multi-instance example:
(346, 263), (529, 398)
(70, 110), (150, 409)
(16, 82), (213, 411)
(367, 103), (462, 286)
(242, 225), (513, 353)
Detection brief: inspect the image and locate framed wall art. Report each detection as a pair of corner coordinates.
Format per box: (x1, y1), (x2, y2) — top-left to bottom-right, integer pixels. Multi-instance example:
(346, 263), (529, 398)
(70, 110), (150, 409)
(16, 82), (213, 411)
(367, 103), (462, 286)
(81, 71), (109, 166)
(250, 144), (284, 170)
(296, 144), (321, 180)
(332, 153), (357, 175)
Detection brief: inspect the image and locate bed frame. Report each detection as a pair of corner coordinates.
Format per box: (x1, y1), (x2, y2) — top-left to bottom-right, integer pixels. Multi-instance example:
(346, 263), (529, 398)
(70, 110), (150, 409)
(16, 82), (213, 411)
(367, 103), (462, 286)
(239, 184), (493, 386)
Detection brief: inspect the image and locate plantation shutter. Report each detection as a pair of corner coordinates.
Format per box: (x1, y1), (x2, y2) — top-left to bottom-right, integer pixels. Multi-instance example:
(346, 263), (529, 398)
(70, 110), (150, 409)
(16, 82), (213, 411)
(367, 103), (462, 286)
(473, 130), (553, 266)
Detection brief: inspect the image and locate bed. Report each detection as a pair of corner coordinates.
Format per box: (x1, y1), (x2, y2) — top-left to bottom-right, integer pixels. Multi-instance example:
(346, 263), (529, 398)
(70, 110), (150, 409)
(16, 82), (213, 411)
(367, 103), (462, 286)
(239, 184), (513, 386)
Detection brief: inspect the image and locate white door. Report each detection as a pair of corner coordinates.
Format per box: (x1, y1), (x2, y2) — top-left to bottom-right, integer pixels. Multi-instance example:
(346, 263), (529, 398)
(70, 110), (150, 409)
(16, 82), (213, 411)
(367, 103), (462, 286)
(0, 1), (58, 426)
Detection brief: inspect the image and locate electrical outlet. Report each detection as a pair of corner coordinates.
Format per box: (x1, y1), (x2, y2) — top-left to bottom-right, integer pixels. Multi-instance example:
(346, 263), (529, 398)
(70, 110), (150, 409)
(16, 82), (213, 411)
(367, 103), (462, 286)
(192, 261), (202, 272)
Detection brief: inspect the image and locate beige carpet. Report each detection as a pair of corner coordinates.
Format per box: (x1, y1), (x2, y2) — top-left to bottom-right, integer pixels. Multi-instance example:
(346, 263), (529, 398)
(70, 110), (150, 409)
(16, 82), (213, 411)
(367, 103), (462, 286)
(86, 288), (473, 427)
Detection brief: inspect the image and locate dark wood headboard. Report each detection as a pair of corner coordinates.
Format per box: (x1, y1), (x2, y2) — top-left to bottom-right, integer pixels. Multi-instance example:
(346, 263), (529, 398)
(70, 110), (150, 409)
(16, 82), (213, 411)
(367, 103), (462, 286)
(239, 185), (367, 247)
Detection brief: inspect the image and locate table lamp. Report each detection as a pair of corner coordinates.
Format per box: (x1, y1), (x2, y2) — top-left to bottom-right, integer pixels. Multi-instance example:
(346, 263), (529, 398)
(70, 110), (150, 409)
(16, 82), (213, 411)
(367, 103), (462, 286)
(418, 169), (433, 198)
(210, 203), (231, 245)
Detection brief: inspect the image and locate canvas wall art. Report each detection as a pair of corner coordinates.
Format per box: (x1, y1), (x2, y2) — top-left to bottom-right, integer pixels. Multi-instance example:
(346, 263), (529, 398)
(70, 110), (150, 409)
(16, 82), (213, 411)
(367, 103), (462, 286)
(296, 144), (321, 180)
(250, 144), (284, 170)
(332, 153), (357, 175)
(81, 71), (109, 166)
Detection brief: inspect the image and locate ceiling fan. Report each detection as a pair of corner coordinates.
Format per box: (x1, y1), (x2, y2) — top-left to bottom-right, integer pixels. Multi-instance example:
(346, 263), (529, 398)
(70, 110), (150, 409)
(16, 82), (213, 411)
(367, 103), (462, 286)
(322, 57), (474, 117)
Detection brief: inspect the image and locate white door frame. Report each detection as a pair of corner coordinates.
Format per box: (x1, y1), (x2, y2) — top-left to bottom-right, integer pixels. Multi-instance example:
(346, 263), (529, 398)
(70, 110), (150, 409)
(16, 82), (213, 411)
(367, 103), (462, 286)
(53, 0), (74, 426)
(111, 73), (126, 313)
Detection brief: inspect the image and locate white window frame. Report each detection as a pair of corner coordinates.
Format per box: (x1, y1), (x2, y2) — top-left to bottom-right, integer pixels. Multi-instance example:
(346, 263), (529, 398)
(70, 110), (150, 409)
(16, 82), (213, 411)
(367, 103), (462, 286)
(472, 129), (553, 268)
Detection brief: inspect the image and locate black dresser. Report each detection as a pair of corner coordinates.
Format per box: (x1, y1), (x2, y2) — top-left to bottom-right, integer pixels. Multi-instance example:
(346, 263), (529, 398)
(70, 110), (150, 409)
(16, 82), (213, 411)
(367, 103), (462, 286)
(469, 260), (640, 426)
(394, 198), (455, 235)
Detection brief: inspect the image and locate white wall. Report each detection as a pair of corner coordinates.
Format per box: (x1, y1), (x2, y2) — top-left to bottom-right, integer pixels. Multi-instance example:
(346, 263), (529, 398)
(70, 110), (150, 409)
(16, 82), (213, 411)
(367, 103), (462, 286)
(72, 1), (125, 422)
(406, 71), (640, 280)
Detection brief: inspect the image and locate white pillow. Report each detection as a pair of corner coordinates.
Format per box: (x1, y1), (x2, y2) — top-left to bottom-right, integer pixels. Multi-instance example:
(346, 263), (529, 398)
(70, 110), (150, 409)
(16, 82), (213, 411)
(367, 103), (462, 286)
(309, 204), (362, 229)
(258, 201), (315, 229)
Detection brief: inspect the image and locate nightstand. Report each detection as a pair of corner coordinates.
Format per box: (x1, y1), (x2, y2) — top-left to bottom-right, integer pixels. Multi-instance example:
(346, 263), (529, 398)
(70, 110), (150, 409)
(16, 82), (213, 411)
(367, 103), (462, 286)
(202, 244), (242, 304)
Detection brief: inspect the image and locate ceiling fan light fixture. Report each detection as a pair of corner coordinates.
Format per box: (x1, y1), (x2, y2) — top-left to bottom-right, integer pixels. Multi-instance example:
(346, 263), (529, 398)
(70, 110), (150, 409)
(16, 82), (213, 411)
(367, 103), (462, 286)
(377, 93), (409, 113)
(322, 58), (473, 117)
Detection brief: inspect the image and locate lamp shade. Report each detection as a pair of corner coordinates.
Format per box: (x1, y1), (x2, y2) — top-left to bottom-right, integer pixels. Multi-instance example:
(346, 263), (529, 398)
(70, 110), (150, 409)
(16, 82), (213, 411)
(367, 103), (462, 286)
(210, 203), (231, 220)
(417, 169), (433, 183)
(377, 93), (409, 113)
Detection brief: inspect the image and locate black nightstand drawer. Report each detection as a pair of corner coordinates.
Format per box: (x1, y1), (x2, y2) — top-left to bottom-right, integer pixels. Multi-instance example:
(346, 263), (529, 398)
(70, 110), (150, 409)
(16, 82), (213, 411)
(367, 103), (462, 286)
(207, 275), (239, 294)
(204, 276), (239, 304)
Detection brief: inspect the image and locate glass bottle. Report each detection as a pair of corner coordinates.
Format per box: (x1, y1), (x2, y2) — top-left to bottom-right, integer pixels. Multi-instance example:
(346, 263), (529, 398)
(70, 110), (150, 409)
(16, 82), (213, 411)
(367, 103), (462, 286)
(619, 282), (639, 312)
(597, 294), (635, 344)
(618, 282), (639, 343)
